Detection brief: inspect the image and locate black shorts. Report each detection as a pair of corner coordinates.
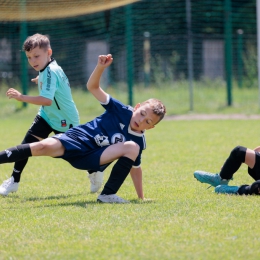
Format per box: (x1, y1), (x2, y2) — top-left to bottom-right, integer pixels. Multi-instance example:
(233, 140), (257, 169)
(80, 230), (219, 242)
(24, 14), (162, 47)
(27, 115), (63, 139)
(248, 151), (260, 181)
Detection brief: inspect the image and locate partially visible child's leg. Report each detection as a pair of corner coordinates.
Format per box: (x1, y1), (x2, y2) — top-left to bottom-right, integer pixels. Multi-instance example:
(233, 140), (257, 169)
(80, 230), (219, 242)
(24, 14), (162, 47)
(101, 157), (134, 195)
(238, 180), (260, 195)
(219, 146), (247, 180)
(0, 144), (32, 164)
(99, 141), (139, 195)
(194, 146), (252, 187)
(12, 133), (40, 182)
(0, 138), (64, 164)
(240, 151), (260, 195)
(215, 150), (260, 195)
(30, 137), (65, 157)
(0, 142), (34, 196)
(247, 151), (260, 181)
(12, 115), (54, 182)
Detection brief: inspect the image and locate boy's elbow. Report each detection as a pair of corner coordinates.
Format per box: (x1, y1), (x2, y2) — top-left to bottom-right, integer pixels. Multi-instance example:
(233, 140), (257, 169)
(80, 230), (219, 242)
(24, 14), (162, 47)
(86, 83), (91, 91)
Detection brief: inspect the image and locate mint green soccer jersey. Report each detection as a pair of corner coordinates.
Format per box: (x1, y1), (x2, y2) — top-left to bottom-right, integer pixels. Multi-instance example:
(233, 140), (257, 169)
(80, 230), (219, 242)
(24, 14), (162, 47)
(37, 59), (80, 132)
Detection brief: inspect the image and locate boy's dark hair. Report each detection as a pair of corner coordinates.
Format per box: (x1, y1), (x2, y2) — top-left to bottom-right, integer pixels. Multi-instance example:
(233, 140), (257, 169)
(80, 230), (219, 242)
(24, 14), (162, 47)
(141, 98), (166, 124)
(23, 33), (51, 52)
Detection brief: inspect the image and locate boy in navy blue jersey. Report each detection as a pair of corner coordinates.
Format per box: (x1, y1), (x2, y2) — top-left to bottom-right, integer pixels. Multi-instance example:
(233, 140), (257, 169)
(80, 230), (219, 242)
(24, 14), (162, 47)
(0, 54), (166, 203)
(0, 33), (80, 196)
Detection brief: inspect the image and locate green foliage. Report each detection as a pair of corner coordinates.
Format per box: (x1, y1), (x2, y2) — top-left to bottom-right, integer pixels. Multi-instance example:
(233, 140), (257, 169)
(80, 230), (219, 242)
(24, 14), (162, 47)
(243, 42), (258, 88)
(150, 52), (180, 85)
(0, 0), (258, 87)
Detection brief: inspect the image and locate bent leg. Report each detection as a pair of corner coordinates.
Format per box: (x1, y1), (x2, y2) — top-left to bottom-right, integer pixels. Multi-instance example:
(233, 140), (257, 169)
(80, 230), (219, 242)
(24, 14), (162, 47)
(12, 133), (41, 182)
(101, 157), (134, 195)
(244, 148), (257, 169)
(11, 114), (55, 182)
(220, 146), (246, 179)
(100, 141), (140, 165)
(0, 138), (65, 165)
(100, 141), (140, 195)
(0, 144), (32, 164)
(247, 151), (260, 181)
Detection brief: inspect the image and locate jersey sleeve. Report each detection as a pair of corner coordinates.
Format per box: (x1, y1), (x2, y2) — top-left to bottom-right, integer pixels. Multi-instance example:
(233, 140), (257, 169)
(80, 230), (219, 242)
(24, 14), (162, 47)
(39, 67), (57, 100)
(101, 95), (133, 114)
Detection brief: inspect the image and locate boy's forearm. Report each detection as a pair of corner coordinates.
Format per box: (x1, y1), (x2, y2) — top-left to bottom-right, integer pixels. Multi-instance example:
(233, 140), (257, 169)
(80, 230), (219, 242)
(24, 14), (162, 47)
(7, 88), (51, 106)
(18, 95), (52, 106)
(87, 66), (105, 91)
(86, 65), (108, 103)
(130, 167), (144, 199)
(86, 55), (113, 103)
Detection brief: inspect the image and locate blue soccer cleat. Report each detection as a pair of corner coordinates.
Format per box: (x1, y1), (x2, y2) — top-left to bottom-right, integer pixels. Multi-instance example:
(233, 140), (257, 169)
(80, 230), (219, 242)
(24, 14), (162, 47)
(194, 170), (230, 187)
(215, 185), (239, 194)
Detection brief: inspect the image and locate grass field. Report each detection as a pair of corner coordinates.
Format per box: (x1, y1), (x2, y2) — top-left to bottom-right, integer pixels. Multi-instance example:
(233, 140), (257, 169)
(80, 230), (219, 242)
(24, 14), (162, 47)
(1, 84), (260, 259)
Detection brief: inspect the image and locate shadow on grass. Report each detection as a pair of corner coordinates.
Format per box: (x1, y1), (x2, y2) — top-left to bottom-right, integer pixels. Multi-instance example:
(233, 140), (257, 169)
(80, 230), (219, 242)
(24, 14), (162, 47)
(88, 198), (156, 205)
(1, 193), (156, 209)
(34, 198), (156, 208)
(25, 193), (83, 201)
(1, 193), (88, 208)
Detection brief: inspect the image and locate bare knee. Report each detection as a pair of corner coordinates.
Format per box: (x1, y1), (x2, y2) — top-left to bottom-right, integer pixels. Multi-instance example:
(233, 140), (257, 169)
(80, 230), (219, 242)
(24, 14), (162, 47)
(30, 138), (64, 157)
(30, 141), (47, 156)
(123, 141), (140, 160)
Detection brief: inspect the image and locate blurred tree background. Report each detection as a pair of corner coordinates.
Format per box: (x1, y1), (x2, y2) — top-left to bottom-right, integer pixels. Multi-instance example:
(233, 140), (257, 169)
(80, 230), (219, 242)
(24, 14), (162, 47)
(0, 0), (257, 101)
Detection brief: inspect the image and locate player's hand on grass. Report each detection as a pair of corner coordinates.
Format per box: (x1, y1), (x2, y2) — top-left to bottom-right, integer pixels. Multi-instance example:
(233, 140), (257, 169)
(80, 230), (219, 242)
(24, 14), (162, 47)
(141, 198), (154, 203)
(6, 88), (22, 101)
(31, 75), (39, 84)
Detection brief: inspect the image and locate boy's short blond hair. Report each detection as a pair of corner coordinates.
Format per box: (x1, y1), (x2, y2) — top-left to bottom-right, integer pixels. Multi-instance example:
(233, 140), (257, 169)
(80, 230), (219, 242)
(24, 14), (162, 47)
(23, 33), (51, 52)
(141, 98), (166, 124)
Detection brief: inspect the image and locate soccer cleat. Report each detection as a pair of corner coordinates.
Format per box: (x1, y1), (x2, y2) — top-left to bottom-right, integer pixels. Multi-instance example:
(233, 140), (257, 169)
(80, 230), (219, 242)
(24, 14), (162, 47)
(194, 170), (230, 187)
(97, 194), (129, 204)
(88, 171), (104, 193)
(0, 177), (19, 196)
(215, 185), (239, 194)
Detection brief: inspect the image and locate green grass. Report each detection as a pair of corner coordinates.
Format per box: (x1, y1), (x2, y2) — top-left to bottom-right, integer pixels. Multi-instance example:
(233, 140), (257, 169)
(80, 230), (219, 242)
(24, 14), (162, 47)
(1, 84), (260, 259)
(1, 79), (260, 121)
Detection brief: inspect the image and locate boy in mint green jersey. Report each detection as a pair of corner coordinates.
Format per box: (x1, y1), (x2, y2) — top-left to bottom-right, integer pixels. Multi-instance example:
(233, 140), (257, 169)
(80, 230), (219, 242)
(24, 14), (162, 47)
(0, 33), (80, 195)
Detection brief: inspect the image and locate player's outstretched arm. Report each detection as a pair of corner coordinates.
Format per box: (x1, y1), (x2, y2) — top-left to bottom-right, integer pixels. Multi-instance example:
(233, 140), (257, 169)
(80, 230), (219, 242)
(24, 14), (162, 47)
(6, 88), (52, 106)
(130, 167), (144, 199)
(87, 54), (113, 103)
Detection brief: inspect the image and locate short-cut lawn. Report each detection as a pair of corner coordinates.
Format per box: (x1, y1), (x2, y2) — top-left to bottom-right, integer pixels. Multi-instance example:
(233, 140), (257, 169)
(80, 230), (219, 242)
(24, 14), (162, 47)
(0, 84), (260, 259)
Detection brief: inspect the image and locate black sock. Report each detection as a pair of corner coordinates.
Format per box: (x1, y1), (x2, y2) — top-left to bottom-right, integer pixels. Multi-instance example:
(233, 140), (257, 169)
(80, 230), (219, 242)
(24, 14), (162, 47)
(11, 133), (40, 182)
(238, 180), (260, 195)
(0, 144), (32, 164)
(12, 159), (28, 182)
(238, 185), (251, 195)
(220, 146), (246, 180)
(101, 157), (134, 195)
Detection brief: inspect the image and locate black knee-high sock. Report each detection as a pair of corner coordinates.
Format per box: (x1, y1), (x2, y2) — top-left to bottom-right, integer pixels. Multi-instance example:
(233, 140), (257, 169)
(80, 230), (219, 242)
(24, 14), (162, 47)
(12, 159), (28, 182)
(238, 180), (260, 195)
(0, 144), (32, 164)
(219, 146), (246, 180)
(12, 134), (39, 182)
(101, 157), (134, 195)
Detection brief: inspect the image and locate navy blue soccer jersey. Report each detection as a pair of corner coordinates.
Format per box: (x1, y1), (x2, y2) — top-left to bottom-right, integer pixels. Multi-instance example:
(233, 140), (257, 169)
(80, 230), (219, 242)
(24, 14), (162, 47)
(56, 95), (146, 170)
